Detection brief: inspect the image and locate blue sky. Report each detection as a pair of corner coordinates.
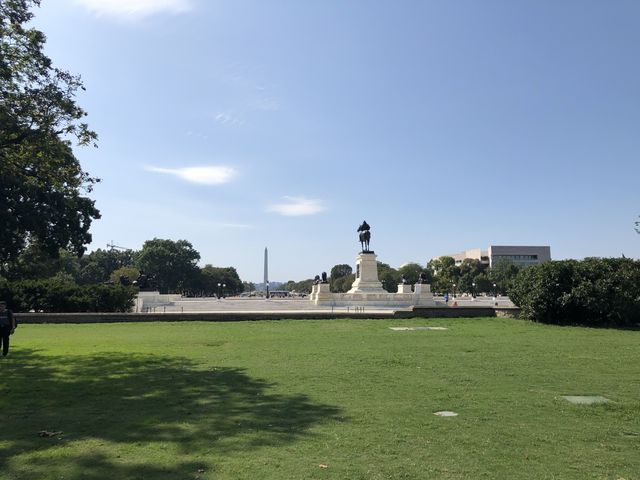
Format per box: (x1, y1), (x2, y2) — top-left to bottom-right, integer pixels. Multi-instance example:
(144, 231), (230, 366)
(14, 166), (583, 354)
(33, 0), (640, 282)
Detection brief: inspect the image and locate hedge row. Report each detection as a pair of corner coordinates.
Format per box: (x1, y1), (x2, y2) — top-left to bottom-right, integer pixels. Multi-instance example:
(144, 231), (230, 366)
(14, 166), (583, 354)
(0, 278), (137, 313)
(509, 257), (640, 327)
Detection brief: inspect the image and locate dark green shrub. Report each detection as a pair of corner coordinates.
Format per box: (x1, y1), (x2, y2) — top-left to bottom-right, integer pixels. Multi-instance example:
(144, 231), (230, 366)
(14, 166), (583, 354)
(510, 258), (640, 327)
(5, 278), (137, 313)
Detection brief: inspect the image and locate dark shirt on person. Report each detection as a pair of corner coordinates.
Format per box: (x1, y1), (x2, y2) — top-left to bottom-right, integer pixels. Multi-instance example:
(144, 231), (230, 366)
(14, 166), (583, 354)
(0, 310), (15, 329)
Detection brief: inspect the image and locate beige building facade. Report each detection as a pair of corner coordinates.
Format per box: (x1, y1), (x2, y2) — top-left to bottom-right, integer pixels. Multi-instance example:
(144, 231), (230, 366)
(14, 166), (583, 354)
(444, 245), (551, 268)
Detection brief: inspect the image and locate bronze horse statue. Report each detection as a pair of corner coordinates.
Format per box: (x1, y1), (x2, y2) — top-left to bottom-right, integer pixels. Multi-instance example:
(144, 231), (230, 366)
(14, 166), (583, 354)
(357, 220), (371, 252)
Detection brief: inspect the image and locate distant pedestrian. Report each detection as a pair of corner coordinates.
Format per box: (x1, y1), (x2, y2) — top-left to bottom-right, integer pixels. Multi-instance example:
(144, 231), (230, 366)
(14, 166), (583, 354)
(444, 293), (449, 303)
(0, 301), (17, 357)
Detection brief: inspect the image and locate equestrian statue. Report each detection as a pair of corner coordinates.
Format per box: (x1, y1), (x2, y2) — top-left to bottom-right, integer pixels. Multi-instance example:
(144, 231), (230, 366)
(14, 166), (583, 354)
(357, 220), (372, 252)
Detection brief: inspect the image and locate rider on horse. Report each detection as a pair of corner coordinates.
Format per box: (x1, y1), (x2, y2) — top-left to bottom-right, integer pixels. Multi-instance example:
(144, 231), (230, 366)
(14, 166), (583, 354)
(357, 220), (371, 252)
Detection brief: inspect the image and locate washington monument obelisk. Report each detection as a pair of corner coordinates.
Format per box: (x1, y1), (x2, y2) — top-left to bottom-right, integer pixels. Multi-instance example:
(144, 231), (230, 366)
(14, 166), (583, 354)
(264, 247), (269, 299)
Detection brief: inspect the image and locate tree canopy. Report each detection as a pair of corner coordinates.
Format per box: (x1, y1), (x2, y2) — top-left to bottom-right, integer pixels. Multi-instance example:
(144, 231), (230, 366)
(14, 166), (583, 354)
(428, 256), (459, 293)
(136, 239), (200, 294)
(377, 262), (401, 293)
(279, 279), (314, 294)
(330, 264), (352, 280)
(194, 265), (243, 297)
(397, 262), (429, 285)
(77, 248), (136, 285)
(457, 259), (488, 294)
(1, 0), (99, 269)
(489, 258), (520, 294)
(329, 263), (353, 292)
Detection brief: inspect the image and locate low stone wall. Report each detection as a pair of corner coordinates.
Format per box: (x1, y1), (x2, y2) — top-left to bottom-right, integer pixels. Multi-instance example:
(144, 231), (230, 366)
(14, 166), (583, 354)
(494, 307), (521, 319)
(399, 306), (521, 318)
(14, 312), (392, 323)
(397, 307), (496, 318)
(15, 307), (521, 324)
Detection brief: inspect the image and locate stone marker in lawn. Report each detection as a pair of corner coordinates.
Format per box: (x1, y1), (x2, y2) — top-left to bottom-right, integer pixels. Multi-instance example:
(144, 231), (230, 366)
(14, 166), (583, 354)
(561, 395), (610, 404)
(389, 326), (449, 331)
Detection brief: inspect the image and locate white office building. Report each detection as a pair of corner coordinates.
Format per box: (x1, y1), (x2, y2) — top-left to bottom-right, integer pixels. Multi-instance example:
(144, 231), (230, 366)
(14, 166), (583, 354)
(445, 245), (551, 268)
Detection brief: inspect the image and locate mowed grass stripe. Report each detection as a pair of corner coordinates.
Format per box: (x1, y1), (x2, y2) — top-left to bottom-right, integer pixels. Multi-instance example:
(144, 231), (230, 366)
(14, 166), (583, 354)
(1, 318), (638, 479)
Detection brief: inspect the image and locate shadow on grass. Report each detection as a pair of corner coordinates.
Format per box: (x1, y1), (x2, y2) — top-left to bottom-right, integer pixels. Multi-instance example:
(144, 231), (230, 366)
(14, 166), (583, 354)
(0, 349), (343, 479)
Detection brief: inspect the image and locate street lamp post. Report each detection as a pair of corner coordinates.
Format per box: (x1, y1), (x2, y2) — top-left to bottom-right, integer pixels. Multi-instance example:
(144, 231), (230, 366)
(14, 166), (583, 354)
(266, 281), (270, 299)
(217, 282), (222, 300)
(493, 283), (497, 300)
(222, 283), (226, 299)
(472, 282), (476, 299)
(452, 283), (456, 298)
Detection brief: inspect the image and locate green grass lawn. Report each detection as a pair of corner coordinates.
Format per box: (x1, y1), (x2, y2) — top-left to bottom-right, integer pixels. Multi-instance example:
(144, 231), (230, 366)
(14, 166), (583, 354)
(1, 317), (638, 479)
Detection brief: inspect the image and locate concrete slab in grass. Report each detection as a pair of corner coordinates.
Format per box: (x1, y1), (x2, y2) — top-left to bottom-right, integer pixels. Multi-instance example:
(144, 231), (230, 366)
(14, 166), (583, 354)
(433, 411), (458, 417)
(389, 326), (448, 331)
(561, 395), (610, 405)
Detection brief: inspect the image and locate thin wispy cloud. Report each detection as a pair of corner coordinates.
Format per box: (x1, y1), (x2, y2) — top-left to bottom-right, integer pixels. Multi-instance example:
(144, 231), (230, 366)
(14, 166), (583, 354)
(209, 64), (281, 127)
(71, 0), (193, 19)
(186, 131), (210, 140)
(214, 111), (244, 126)
(145, 166), (237, 185)
(212, 104), (275, 127)
(267, 196), (326, 216)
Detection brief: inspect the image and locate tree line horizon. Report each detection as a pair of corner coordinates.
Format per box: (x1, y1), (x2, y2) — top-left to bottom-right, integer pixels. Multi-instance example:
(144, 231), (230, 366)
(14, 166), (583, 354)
(0, 237), (522, 297)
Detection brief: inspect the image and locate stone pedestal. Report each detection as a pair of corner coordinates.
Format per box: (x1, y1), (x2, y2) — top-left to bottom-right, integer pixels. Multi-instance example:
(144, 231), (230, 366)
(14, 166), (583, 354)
(348, 252), (386, 294)
(310, 283), (332, 304)
(136, 291), (182, 312)
(397, 284), (413, 294)
(414, 283), (436, 306)
(315, 283), (332, 303)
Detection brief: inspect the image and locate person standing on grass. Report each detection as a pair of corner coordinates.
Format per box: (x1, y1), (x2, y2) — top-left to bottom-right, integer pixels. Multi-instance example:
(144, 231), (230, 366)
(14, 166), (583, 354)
(0, 301), (17, 357)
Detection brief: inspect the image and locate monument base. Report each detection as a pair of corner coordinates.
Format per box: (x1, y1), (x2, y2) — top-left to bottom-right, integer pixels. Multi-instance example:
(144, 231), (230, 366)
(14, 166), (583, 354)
(413, 283), (435, 306)
(312, 283), (437, 308)
(348, 252), (385, 294)
(309, 283), (332, 303)
(311, 247), (437, 308)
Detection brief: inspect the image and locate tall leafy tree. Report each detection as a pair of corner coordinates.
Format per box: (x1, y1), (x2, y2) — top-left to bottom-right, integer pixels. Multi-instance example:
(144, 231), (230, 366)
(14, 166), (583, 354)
(330, 264), (352, 279)
(196, 265), (243, 296)
(428, 256), (460, 293)
(3, 243), (80, 281)
(397, 262), (429, 285)
(332, 274), (355, 293)
(77, 248), (136, 285)
(489, 258), (521, 294)
(136, 239), (200, 293)
(1, 0), (99, 270)
(377, 262), (401, 293)
(457, 259), (488, 294)
(329, 263), (352, 292)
